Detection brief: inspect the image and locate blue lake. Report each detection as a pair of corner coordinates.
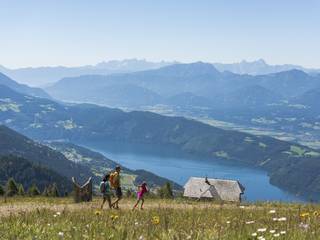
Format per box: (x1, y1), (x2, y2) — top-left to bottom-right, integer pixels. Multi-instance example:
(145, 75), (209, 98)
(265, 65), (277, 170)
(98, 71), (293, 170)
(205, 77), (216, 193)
(82, 141), (303, 202)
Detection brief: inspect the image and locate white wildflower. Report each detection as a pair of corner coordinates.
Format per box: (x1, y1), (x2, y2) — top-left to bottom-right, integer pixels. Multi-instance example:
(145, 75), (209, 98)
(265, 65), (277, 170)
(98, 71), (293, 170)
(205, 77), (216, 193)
(226, 221), (231, 224)
(278, 217), (287, 222)
(257, 228), (267, 232)
(280, 231), (286, 235)
(251, 233), (257, 237)
(269, 210), (276, 214)
(56, 212), (61, 216)
(299, 222), (310, 230)
(246, 220), (255, 224)
(58, 232), (64, 237)
(274, 233), (280, 237)
(139, 236), (144, 240)
(257, 236), (265, 240)
(239, 206), (245, 209)
(272, 217), (278, 221)
(269, 230), (276, 233)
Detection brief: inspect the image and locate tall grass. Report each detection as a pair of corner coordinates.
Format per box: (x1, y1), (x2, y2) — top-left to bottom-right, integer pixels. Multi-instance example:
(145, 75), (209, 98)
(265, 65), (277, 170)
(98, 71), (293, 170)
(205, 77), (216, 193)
(0, 197), (319, 239)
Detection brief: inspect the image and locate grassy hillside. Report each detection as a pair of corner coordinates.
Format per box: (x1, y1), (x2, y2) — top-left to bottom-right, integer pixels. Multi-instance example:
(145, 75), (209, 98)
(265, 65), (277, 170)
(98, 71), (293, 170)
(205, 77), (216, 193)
(0, 197), (320, 239)
(0, 125), (93, 183)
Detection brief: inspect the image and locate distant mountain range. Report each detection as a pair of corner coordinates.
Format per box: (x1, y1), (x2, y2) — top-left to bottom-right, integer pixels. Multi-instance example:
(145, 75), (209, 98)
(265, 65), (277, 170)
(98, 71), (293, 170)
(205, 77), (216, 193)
(213, 59), (320, 75)
(46, 62), (320, 110)
(1, 80), (320, 199)
(0, 59), (176, 87)
(1, 59), (318, 87)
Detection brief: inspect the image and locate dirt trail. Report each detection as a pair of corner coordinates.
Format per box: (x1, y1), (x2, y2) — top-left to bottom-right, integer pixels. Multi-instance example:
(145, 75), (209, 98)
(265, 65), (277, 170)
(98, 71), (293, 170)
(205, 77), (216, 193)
(0, 199), (243, 218)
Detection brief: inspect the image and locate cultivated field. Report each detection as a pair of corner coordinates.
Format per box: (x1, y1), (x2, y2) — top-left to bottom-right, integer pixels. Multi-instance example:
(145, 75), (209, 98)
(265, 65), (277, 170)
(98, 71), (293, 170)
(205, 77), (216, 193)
(0, 197), (319, 239)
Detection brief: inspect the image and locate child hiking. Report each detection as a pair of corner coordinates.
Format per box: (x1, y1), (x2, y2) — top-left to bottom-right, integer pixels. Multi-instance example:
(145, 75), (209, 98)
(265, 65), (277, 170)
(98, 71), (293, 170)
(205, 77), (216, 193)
(132, 182), (148, 210)
(100, 174), (112, 209)
(110, 166), (122, 209)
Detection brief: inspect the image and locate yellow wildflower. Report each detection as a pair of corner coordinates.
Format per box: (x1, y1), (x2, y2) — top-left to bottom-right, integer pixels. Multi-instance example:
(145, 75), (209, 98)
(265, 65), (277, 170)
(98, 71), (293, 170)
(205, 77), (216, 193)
(110, 214), (119, 221)
(95, 210), (101, 216)
(300, 212), (310, 218)
(151, 216), (160, 225)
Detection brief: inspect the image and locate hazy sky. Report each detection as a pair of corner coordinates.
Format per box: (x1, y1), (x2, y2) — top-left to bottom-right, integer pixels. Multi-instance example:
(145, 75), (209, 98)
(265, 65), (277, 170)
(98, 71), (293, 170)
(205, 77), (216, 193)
(1, 0), (319, 68)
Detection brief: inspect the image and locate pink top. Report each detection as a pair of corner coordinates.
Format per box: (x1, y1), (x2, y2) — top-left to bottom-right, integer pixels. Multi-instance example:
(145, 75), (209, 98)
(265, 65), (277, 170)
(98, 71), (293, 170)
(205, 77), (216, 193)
(137, 184), (148, 198)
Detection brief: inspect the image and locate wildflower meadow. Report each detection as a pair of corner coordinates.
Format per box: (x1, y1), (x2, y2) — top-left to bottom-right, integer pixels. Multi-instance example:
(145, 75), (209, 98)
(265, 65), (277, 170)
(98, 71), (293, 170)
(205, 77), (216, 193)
(0, 197), (320, 239)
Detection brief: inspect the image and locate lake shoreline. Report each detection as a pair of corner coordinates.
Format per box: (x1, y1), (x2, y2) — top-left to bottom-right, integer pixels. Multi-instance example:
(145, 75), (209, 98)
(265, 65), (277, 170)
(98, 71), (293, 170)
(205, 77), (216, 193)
(78, 140), (305, 203)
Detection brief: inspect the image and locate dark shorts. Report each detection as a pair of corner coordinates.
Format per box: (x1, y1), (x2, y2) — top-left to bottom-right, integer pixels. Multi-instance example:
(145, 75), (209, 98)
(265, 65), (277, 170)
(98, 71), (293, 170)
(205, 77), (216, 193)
(103, 193), (111, 200)
(115, 187), (122, 198)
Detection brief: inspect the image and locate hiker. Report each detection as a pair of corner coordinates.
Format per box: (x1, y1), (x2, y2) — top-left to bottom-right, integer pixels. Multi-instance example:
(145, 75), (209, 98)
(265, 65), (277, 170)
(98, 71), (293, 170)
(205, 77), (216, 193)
(100, 174), (112, 209)
(132, 182), (148, 210)
(110, 166), (122, 209)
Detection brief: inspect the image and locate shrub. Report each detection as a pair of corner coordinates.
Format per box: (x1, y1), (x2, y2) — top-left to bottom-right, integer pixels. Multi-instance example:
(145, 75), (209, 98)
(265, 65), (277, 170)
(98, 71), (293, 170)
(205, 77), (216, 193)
(6, 178), (18, 197)
(126, 189), (134, 198)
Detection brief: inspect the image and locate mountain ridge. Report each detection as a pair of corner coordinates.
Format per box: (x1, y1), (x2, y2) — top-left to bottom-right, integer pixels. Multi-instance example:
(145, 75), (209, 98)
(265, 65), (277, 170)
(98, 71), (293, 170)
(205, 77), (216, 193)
(0, 59), (176, 86)
(0, 72), (50, 98)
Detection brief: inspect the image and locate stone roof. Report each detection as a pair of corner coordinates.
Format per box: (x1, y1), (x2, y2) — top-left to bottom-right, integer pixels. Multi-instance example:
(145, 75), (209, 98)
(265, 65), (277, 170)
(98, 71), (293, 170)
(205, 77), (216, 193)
(183, 177), (245, 202)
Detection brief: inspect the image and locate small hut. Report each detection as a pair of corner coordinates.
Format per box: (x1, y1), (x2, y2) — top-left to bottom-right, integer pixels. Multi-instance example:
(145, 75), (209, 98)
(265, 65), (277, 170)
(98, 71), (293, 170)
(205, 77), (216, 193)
(183, 177), (245, 202)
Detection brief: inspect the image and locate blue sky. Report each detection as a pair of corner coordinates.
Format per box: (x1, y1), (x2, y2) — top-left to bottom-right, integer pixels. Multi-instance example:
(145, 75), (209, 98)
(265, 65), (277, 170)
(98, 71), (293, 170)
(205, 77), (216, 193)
(0, 0), (319, 68)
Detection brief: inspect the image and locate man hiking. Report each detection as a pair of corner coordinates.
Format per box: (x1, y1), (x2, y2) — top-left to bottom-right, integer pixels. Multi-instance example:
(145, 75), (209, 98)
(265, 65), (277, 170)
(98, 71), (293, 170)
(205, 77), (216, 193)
(110, 166), (122, 209)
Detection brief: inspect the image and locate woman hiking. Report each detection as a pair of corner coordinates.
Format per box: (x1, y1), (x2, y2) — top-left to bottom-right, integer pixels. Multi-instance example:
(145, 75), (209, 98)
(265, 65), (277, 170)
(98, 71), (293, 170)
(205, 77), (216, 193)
(100, 174), (112, 209)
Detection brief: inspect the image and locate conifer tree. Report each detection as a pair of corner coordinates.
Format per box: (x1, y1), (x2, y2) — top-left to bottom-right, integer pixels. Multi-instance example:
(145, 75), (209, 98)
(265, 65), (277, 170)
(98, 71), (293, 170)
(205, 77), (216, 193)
(28, 184), (40, 196)
(18, 184), (25, 196)
(49, 183), (60, 197)
(6, 178), (18, 196)
(0, 185), (4, 196)
(42, 186), (49, 197)
(158, 182), (173, 198)
(164, 182), (173, 198)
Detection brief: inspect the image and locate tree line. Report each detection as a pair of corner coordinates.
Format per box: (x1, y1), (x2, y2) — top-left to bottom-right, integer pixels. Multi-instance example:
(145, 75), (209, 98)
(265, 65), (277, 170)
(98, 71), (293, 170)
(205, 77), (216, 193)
(0, 178), (62, 197)
(0, 177), (175, 199)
